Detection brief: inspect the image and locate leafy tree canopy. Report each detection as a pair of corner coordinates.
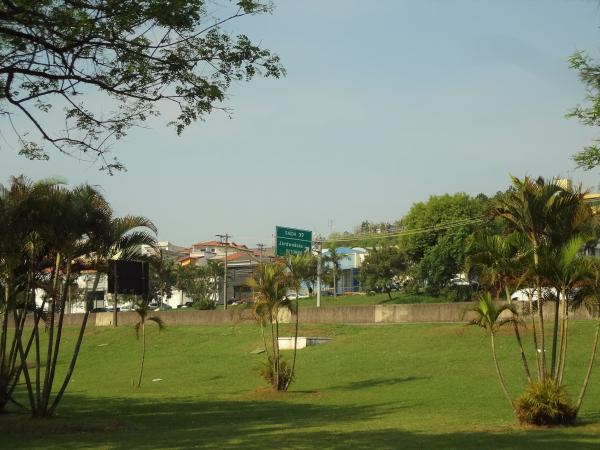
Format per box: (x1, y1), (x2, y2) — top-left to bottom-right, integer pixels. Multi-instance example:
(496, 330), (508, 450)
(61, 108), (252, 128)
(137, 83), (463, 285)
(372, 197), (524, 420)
(400, 193), (488, 290)
(360, 246), (406, 299)
(0, 0), (284, 171)
(569, 51), (600, 170)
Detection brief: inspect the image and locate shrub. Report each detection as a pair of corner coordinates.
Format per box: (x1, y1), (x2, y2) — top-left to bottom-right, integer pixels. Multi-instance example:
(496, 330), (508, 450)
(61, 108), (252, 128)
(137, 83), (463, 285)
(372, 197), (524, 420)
(192, 298), (216, 310)
(515, 380), (577, 426)
(259, 357), (294, 391)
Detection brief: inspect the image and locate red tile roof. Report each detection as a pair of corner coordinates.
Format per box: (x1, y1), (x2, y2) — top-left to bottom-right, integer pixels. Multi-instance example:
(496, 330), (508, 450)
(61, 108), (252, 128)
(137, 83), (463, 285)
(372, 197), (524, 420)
(192, 240), (249, 251)
(226, 251), (253, 262)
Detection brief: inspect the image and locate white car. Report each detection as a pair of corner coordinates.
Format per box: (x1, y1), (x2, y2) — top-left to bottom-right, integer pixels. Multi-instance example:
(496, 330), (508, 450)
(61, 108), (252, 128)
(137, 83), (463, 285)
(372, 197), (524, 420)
(510, 287), (557, 302)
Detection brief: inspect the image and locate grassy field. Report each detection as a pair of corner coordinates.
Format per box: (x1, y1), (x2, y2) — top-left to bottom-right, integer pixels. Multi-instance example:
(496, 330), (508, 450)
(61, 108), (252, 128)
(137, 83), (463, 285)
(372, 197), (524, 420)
(296, 291), (445, 308)
(1, 320), (599, 449)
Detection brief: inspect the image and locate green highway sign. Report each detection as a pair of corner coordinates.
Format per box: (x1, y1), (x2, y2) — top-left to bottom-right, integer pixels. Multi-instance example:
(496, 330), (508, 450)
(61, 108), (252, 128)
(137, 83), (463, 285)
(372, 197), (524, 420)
(275, 226), (312, 256)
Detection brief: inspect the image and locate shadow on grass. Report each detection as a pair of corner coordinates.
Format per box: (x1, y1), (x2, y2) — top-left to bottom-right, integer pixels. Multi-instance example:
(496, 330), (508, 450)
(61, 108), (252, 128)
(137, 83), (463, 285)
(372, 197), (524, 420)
(1, 395), (598, 450)
(329, 376), (426, 391)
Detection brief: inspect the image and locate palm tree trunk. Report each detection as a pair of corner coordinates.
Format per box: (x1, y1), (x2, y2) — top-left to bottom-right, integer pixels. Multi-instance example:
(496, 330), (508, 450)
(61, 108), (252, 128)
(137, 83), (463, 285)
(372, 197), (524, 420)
(137, 321), (146, 388)
(491, 332), (515, 411)
(15, 328), (36, 416)
(537, 285), (547, 381)
(1, 284), (11, 378)
(275, 315), (281, 390)
(43, 260), (71, 415)
(574, 319), (600, 414)
(259, 320), (269, 359)
(333, 268), (337, 298)
(287, 289), (300, 391)
(557, 304), (570, 386)
(48, 308), (91, 416)
(505, 287), (531, 382)
(533, 243), (547, 381)
(528, 294), (542, 380)
(513, 322), (532, 383)
(269, 311), (278, 389)
(41, 252), (61, 415)
(556, 294), (567, 383)
(550, 291), (561, 378)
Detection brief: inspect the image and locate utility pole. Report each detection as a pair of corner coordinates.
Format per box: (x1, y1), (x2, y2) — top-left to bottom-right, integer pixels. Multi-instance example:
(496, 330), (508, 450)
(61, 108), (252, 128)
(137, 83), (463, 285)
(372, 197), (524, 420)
(113, 262), (118, 327)
(217, 234), (230, 310)
(256, 243), (265, 264)
(315, 238), (322, 308)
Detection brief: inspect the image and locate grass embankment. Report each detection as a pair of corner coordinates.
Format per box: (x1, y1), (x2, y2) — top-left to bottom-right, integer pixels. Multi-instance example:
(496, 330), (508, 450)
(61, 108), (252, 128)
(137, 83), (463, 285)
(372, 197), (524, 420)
(297, 291), (445, 308)
(1, 321), (599, 449)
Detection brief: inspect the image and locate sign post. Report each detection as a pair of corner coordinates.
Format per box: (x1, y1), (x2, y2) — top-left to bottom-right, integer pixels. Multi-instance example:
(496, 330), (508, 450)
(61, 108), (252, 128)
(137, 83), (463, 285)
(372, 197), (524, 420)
(275, 226), (312, 257)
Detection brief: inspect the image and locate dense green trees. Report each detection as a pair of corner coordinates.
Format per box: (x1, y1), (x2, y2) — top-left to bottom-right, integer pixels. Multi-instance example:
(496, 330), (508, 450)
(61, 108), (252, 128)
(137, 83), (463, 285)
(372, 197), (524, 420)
(0, 0), (284, 170)
(400, 193), (487, 292)
(175, 261), (222, 309)
(360, 246), (406, 300)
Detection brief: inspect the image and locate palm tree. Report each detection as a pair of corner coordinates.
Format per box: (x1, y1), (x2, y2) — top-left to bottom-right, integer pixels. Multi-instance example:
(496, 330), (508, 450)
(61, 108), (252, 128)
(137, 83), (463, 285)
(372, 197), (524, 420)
(467, 231), (532, 383)
(535, 236), (595, 383)
(491, 176), (594, 381)
(96, 215), (157, 327)
(323, 247), (344, 297)
(571, 268), (600, 415)
(134, 298), (165, 388)
(0, 176), (48, 412)
(467, 292), (519, 411)
(285, 253), (311, 390)
(248, 262), (293, 391)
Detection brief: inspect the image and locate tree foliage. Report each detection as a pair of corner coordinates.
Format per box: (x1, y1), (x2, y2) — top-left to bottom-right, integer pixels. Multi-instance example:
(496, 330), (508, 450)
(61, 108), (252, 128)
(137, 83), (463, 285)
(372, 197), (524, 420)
(568, 51), (600, 170)
(400, 193), (487, 291)
(360, 246), (406, 299)
(0, 175), (156, 416)
(469, 175), (600, 424)
(0, 0), (284, 171)
(176, 261), (221, 307)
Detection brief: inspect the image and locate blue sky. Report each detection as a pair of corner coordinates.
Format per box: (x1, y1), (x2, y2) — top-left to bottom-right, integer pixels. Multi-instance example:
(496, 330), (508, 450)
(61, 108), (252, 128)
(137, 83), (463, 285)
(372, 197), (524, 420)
(1, 0), (600, 247)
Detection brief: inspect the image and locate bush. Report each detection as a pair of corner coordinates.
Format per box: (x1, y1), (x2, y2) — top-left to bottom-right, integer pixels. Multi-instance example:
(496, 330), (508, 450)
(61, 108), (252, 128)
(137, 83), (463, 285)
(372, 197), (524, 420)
(515, 380), (577, 426)
(192, 298), (216, 310)
(259, 357), (294, 391)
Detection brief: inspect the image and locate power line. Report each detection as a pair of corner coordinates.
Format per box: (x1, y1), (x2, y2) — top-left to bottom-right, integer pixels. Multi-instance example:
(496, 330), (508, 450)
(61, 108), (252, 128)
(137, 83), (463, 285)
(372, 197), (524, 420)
(317, 216), (485, 243)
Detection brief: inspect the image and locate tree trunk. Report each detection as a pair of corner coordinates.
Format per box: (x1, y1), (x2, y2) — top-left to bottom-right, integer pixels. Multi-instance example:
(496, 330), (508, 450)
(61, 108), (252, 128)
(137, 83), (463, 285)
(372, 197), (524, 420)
(574, 319), (600, 414)
(333, 268), (337, 298)
(0, 284), (9, 362)
(41, 253), (61, 415)
(505, 287), (531, 382)
(491, 332), (515, 411)
(48, 307), (91, 415)
(269, 311), (278, 390)
(557, 304), (570, 386)
(536, 285), (547, 381)
(43, 260), (71, 415)
(550, 291), (561, 378)
(275, 315), (281, 390)
(286, 289), (300, 391)
(528, 293), (542, 381)
(137, 321), (146, 388)
(513, 322), (532, 383)
(0, 283), (12, 413)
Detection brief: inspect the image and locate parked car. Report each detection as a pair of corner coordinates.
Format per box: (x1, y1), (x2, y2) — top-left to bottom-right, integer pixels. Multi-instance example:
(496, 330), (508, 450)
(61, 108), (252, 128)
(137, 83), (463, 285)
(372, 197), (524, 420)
(510, 287), (557, 302)
(90, 307), (108, 313)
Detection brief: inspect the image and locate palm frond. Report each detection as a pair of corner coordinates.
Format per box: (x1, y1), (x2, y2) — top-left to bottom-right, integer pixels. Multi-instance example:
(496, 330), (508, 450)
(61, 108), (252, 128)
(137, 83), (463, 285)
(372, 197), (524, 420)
(148, 316), (166, 332)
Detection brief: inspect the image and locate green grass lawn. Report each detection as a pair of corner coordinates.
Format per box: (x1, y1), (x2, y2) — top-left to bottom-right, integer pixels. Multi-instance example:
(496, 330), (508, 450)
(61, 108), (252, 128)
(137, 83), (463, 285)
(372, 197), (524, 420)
(297, 291), (445, 308)
(1, 321), (599, 449)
